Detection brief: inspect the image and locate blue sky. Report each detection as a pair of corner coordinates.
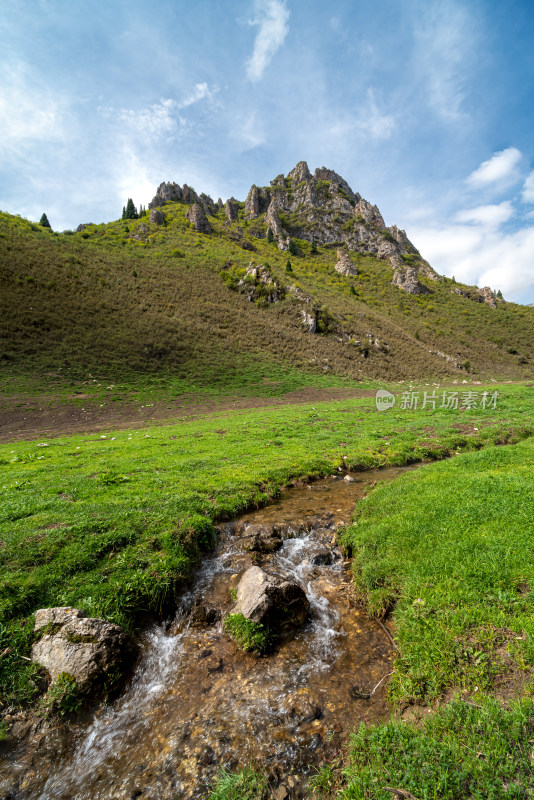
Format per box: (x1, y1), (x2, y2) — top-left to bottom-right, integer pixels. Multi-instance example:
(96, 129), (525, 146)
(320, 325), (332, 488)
(1, 0), (534, 303)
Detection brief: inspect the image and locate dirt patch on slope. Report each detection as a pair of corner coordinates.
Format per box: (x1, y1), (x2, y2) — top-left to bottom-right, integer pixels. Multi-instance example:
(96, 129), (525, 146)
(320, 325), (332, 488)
(0, 387), (373, 443)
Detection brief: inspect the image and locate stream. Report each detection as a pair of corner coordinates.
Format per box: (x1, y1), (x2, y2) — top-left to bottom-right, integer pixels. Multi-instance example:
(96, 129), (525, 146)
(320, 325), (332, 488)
(1, 465), (416, 799)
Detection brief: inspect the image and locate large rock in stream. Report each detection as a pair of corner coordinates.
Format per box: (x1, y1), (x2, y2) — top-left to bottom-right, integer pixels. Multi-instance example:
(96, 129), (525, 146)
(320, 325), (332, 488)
(233, 567), (309, 632)
(31, 607), (136, 695)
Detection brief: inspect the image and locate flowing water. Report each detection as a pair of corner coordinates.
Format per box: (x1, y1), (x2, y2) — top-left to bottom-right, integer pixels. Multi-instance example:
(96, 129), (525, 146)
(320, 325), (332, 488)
(1, 466), (416, 799)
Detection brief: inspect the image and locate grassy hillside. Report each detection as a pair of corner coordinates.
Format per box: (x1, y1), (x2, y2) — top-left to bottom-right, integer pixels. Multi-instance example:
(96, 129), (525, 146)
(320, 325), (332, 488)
(1, 204), (533, 390)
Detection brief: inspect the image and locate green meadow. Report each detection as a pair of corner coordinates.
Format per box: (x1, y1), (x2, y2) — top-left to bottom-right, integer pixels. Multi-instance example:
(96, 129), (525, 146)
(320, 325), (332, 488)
(1, 382), (532, 712)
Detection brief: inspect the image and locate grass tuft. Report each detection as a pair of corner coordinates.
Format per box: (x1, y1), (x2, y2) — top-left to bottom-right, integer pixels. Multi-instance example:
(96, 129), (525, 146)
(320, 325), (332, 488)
(224, 613), (274, 654)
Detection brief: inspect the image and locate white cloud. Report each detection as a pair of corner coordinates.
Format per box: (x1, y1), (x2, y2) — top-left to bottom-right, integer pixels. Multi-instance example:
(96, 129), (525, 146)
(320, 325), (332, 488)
(409, 217), (534, 302)
(99, 98), (179, 138)
(522, 171), (534, 203)
(357, 89), (396, 140)
(232, 112), (266, 150)
(246, 0), (290, 82)
(0, 61), (66, 155)
(412, 2), (476, 121)
(178, 82), (213, 109)
(466, 147), (522, 189)
(328, 90), (396, 143)
(454, 201), (514, 227)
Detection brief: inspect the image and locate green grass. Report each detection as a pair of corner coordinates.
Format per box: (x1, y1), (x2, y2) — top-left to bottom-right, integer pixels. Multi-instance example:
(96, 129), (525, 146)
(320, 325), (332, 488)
(224, 613), (274, 654)
(1, 206), (533, 388)
(310, 696), (534, 799)
(339, 435), (534, 702)
(0, 383), (532, 709)
(208, 767), (268, 800)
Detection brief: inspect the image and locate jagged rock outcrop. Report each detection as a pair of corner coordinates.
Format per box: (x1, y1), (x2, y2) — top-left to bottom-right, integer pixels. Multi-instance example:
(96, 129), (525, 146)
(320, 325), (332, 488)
(149, 181), (184, 208)
(355, 198), (383, 226)
(301, 308), (318, 333)
(149, 182), (215, 215)
(76, 223), (93, 232)
(149, 209), (165, 225)
(477, 286), (497, 308)
(32, 607), (136, 695)
(392, 266), (431, 295)
(225, 198), (239, 222)
(244, 185), (271, 218)
(186, 203), (211, 234)
(242, 161), (422, 270)
(335, 248), (358, 276)
(239, 262), (285, 304)
(232, 566), (309, 632)
(266, 196), (283, 238)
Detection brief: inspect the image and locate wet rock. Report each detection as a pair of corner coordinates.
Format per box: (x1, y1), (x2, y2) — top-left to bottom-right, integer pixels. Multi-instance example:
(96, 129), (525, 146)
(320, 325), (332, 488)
(350, 684), (371, 700)
(244, 523), (283, 553)
(310, 547), (335, 566)
(186, 203), (211, 234)
(190, 601), (220, 627)
(233, 567), (309, 631)
(344, 475), (355, 483)
(32, 607), (136, 695)
(274, 785), (290, 800)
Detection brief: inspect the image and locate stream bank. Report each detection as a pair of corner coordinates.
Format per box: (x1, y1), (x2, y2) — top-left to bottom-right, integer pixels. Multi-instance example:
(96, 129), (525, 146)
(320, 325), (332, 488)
(0, 465), (417, 799)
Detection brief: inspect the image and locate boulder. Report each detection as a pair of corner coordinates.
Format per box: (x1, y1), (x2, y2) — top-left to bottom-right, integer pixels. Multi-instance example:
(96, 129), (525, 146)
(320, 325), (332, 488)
(186, 203), (211, 234)
(392, 266), (431, 295)
(244, 523), (284, 554)
(335, 248), (358, 276)
(301, 308), (317, 333)
(32, 607), (136, 694)
(233, 566), (309, 631)
(149, 209), (165, 225)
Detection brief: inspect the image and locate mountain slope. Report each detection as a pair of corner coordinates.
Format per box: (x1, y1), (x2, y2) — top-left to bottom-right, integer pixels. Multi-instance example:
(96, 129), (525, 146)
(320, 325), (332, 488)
(0, 163), (533, 386)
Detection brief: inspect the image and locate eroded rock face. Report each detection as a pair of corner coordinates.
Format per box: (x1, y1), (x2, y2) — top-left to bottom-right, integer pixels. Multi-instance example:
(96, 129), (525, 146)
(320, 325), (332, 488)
(149, 181), (184, 208)
(477, 286), (497, 308)
(335, 249), (358, 276)
(32, 607), (136, 694)
(392, 266), (431, 295)
(186, 203), (211, 233)
(233, 566), (309, 631)
(225, 198), (239, 222)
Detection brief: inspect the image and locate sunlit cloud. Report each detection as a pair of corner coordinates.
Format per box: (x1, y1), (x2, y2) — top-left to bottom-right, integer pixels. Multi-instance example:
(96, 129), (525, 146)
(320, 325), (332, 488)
(246, 0), (290, 82)
(466, 147), (522, 189)
(454, 201), (514, 227)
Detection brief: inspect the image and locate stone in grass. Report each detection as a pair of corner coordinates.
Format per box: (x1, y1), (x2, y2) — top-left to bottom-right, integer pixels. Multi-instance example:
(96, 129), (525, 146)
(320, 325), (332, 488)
(233, 566), (309, 632)
(32, 607), (137, 697)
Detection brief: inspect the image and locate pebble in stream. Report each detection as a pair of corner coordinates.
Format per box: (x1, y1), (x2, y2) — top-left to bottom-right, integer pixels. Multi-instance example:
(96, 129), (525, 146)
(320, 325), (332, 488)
(0, 467), (413, 799)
